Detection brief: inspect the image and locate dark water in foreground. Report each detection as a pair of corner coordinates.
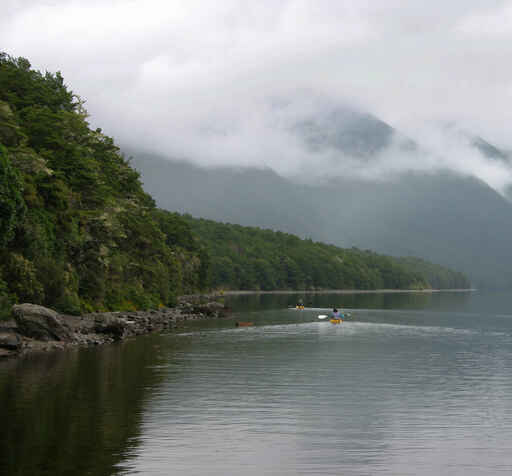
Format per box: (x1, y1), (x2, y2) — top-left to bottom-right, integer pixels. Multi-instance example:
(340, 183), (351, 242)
(1, 291), (512, 475)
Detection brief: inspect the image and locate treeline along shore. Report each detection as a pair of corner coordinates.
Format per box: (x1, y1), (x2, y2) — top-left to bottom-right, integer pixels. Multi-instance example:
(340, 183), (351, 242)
(184, 216), (471, 292)
(0, 52), (470, 352)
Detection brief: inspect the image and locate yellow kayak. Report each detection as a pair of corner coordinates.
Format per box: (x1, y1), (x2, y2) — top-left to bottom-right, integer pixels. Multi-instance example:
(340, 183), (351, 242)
(330, 318), (343, 324)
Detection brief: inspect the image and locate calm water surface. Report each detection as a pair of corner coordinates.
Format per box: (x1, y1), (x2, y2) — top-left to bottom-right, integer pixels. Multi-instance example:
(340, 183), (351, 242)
(2, 292), (512, 475)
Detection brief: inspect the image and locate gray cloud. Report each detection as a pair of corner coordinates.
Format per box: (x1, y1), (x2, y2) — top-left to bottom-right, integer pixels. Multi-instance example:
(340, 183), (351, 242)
(2, 1), (512, 192)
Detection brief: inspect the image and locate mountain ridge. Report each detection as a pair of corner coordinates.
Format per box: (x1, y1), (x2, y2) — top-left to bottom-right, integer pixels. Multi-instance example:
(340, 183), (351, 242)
(127, 113), (512, 289)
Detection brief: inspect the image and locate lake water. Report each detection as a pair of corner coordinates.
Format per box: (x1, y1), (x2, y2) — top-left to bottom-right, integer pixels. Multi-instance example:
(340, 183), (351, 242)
(1, 291), (512, 475)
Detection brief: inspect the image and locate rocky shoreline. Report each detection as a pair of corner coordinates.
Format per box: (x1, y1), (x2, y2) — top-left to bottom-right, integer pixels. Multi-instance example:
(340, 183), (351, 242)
(0, 297), (231, 359)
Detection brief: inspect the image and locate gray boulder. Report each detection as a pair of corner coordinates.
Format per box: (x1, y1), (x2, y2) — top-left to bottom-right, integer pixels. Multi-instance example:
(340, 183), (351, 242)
(93, 314), (127, 340)
(190, 301), (230, 318)
(12, 303), (74, 342)
(0, 332), (21, 350)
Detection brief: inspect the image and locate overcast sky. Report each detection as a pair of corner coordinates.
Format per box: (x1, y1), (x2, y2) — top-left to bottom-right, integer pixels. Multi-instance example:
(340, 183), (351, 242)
(2, 1), (512, 189)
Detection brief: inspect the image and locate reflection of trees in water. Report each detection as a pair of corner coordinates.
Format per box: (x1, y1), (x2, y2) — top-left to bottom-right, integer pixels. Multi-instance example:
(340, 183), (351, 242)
(0, 335), (168, 476)
(225, 291), (472, 312)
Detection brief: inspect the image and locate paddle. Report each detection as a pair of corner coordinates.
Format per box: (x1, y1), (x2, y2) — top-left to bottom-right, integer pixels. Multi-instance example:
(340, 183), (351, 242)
(318, 312), (352, 320)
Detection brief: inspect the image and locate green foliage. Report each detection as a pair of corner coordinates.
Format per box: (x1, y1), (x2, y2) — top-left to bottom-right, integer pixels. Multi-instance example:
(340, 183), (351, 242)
(4, 253), (45, 303)
(183, 216), (471, 291)
(0, 100), (25, 146)
(0, 144), (25, 246)
(0, 277), (13, 320)
(35, 257), (81, 314)
(0, 53), (209, 315)
(396, 257), (470, 290)
(153, 209), (197, 251)
(0, 53), (75, 113)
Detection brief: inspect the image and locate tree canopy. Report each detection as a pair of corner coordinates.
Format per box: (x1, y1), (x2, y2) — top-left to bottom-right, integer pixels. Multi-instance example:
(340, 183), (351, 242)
(184, 216), (470, 292)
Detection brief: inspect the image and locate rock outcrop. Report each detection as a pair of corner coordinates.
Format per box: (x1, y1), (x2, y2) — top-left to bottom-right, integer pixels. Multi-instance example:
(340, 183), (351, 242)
(0, 296), (230, 358)
(12, 303), (74, 341)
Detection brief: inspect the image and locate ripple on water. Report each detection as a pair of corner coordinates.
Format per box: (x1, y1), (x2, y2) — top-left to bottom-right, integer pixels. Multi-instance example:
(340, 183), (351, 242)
(118, 309), (512, 475)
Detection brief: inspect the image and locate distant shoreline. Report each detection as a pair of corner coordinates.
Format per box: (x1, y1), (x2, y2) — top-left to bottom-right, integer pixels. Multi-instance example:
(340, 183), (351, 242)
(213, 288), (477, 296)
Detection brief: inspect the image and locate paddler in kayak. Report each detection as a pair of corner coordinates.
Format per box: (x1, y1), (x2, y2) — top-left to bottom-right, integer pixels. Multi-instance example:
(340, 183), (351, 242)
(330, 307), (343, 324)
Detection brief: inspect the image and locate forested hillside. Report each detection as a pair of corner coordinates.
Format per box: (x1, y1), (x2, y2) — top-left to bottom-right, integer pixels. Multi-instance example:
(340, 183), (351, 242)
(184, 215), (470, 291)
(0, 54), (208, 317)
(130, 123), (512, 290)
(0, 54), (470, 319)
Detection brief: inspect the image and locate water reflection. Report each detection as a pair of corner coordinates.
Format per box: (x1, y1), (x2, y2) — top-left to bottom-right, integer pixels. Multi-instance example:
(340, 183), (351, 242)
(223, 290), (474, 313)
(122, 293), (512, 475)
(2, 291), (512, 476)
(0, 335), (169, 476)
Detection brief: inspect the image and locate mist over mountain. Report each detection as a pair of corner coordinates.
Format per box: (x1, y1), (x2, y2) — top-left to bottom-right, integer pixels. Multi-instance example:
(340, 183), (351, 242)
(127, 106), (512, 289)
(293, 106), (395, 159)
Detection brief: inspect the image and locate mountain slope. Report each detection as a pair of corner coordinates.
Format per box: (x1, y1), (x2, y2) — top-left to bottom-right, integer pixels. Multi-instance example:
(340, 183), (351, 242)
(129, 134), (512, 289)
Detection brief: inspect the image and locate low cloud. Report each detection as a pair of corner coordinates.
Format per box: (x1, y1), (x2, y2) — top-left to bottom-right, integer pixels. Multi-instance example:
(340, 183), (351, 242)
(2, 0), (512, 193)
